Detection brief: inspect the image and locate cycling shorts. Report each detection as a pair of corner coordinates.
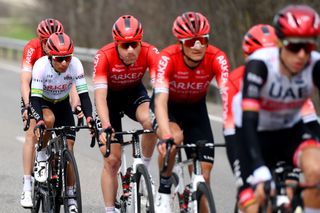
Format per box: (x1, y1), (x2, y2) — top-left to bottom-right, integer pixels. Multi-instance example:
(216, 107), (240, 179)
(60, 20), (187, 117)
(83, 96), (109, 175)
(42, 98), (76, 141)
(151, 97), (215, 164)
(96, 83), (150, 146)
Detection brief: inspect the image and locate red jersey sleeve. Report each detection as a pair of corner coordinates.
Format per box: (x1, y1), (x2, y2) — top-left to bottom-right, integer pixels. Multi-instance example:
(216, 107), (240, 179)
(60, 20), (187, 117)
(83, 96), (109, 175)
(154, 51), (174, 94)
(211, 50), (230, 89)
(21, 38), (44, 72)
(146, 45), (160, 87)
(93, 49), (109, 90)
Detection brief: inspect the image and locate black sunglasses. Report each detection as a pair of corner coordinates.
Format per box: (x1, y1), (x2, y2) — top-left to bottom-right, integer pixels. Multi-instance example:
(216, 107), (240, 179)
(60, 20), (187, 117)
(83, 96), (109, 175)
(52, 55), (73, 63)
(284, 42), (316, 54)
(118, 42), (140, 49)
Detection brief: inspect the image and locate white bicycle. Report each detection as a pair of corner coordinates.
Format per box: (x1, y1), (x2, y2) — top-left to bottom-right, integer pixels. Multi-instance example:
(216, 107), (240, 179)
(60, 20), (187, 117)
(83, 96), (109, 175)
(104, 129), (155, 213)
(163, 140), (225, 213)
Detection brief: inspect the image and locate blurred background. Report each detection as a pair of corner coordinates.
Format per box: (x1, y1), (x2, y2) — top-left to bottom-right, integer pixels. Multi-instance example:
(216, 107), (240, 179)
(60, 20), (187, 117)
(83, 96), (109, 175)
(0, 0), (319, 68)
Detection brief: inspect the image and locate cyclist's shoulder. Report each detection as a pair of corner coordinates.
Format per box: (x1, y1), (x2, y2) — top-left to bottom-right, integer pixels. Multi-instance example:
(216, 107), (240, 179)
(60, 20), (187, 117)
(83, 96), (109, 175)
(160, 44), (181, 57)
(97, 42), (116, 54)
(24, 38), (41, 49)
(230, 65), (245, 80)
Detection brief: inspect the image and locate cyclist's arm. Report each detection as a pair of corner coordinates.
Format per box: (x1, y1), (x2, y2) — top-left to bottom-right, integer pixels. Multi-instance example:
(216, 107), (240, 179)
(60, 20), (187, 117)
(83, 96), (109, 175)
(94, 88), (111, 128)
(241, 60), (268, 169)
(78, 92), (93, 118)
(154, 92), (171, 140)
(30, 96), (43, 122)
(21, 72), (32, 106)
(70, 84), (81, 111)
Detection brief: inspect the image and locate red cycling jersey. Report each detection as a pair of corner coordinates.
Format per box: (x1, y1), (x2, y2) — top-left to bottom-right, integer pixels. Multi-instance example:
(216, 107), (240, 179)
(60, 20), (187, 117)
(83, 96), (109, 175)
(154, 44), (230, 103)
(93, 41), (159, 91)
(21, 38), (45, 72)
(223, 65), (317, 135)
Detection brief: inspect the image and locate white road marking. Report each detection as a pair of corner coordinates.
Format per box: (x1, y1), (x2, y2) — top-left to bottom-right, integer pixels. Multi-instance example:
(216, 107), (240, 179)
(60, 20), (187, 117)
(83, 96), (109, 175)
(209, 114), (223, 123)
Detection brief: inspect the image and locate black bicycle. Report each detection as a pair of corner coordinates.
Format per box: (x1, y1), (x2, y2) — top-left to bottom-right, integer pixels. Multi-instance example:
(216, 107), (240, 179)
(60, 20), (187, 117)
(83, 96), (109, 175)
(259, 161), (320, 213)
(163, 140), (225, 213)
(31, 124), (94, 213)
(103, 129), (155, 213)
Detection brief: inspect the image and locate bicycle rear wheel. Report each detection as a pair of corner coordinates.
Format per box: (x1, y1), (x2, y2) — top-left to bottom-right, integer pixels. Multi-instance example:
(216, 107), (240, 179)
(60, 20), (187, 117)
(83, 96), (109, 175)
(62, 150), (82, 213)
(195, 182), (216, 213)
(136, 164), (154, 213)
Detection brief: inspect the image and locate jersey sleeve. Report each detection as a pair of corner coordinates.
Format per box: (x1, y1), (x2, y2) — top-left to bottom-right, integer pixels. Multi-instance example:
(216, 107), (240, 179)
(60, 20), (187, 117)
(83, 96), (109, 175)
(212, 51), (230, 89)
(154, 51), (173, 94)
(21, 40), (39, 72)
(147, 45), (160, 87)
(30, 58), (45, 98)
(72, 57), (89, 94)
(93, 50), (109, 90)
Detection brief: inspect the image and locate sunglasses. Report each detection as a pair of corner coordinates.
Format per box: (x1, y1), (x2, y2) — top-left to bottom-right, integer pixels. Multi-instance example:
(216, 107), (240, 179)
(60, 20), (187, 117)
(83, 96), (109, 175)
(180, 35), (209, 48)
(118, 41), (140, 49)
(283, 42), (316, 54)
(52, 54), (73, 63)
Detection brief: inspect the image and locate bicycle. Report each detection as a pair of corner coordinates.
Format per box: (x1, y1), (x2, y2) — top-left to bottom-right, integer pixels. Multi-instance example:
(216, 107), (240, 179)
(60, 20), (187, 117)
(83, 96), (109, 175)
(31, 123), (94, 213)
(259, 161), (320, 213)
(163, 139), (226, 213)
(103, 129), (155, 213)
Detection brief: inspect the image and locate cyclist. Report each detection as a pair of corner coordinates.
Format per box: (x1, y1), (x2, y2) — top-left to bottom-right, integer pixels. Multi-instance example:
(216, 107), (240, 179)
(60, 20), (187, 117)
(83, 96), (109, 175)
(19, 18), (77, 208)
(232, 5), (320, 213)
(224, 24), (320, 212)
(30, 32), (94, 212)
(152, 11), (230, 211)
(93, 15), (159, 213)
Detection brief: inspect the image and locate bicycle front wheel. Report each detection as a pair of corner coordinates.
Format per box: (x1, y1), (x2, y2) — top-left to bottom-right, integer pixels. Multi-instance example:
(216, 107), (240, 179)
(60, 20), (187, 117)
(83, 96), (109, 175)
(195, 182), (216, 213)
(136, 164), (154, 213)
(62, 150), (82, 213)
(31, 180), (41, 213)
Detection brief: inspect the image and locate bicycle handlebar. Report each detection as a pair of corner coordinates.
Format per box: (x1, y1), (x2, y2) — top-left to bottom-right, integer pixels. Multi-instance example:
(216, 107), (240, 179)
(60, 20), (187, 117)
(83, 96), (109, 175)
(161, 140), (226, 173)
(104, 129), (154, 158)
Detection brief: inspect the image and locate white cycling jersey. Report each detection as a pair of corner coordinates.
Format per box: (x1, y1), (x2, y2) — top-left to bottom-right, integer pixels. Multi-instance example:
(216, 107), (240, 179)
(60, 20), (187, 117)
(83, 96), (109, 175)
(31, 56), (88, 102)
(233, 47), (320, 131)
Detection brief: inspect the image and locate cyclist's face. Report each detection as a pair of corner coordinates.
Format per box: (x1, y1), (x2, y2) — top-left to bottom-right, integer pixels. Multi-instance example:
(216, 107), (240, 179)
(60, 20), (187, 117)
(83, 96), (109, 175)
(281, 42), (314, 75)
(51, 55), (72, 73)
(117, 41), (141, 65)
(181, 36), (208, 63)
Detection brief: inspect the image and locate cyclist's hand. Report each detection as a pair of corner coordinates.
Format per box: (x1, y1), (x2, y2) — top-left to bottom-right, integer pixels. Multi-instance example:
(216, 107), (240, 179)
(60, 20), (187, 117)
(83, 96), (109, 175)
(33, 120), (46, 141)
(21, 107), (29, 123)
(86, 117), (95, 136)
(157, 137), (174, 157)
(73, 105), (84, 119)
(98, 126), (113, 145)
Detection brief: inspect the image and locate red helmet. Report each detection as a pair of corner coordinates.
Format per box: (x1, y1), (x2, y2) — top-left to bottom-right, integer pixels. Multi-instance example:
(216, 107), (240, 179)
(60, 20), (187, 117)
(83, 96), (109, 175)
(37, 18), (64, 41)
(112, 15), (143, 42)
(273, 5), (320, 39)
(242, 24), (278, 56)
(172, 12), (210, 39)
(46, 32), (74, 56)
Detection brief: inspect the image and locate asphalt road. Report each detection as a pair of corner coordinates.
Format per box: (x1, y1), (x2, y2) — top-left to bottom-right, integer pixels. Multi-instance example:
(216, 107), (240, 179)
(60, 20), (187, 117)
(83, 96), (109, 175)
(0, 59), (236, 212)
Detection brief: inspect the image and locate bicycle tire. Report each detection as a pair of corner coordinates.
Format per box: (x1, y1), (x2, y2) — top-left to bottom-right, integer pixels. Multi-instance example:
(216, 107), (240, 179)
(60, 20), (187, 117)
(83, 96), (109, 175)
(195, 182), (216, 213)
(61, 150), (82, 213)
(135, 164), (155, 213)
(31, 180), (41, 213)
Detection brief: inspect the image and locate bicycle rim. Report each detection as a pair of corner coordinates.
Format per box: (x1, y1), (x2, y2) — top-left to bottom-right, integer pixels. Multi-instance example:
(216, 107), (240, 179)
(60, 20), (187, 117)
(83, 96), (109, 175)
(62, 150), (82, 213)
(195, 182), (216, 213)
(136, 164), (155, 213)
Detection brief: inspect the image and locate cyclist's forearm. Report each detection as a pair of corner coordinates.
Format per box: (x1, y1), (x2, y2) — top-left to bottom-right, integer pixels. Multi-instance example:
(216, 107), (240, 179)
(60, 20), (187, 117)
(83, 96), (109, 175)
(21, 72), (32, 105)
(79, 92), (93, 118)
(95, 89), (111, 128)
(154, 93), (171, 139)
(30, 96), (43, 121)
